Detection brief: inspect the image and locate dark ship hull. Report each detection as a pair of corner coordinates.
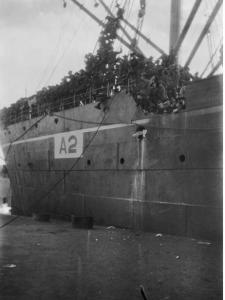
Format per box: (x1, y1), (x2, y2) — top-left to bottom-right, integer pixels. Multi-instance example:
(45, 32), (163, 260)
(0, 75), (222, 240)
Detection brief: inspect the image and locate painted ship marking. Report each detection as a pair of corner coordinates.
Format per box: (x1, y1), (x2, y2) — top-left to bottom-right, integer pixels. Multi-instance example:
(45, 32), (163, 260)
(2, 122), (135, 148)
(55, 131), (83, 159)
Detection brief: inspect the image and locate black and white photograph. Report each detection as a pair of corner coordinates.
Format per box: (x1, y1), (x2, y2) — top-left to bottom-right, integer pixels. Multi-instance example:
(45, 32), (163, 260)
(0, 0), (223, 299)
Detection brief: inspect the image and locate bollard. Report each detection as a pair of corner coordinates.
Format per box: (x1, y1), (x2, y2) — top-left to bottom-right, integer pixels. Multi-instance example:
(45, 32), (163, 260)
(71, 215), (93, 229)
(32, 213), (50, 222)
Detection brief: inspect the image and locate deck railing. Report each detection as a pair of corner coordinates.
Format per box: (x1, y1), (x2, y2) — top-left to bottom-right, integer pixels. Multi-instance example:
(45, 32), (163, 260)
(6, 83), (133, 125)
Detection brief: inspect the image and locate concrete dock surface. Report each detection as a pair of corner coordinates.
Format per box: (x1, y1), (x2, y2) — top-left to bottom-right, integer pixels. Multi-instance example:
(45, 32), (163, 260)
(0, 214), (222, 300)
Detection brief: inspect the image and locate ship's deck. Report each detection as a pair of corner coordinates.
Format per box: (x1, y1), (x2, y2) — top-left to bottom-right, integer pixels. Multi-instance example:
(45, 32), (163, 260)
(0, 214), (222, 300)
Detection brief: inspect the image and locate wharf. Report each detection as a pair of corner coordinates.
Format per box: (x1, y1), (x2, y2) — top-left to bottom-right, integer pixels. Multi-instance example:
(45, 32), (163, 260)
(0, 214), (222, 300)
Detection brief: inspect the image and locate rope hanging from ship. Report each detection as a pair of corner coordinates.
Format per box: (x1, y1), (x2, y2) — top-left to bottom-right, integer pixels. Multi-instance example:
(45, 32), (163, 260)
(22, 92), (115, 215)
(0, 0), (222, 128)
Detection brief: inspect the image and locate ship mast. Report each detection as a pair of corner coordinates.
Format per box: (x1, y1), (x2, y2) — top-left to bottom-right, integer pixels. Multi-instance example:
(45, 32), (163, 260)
(169, 0), (181, 55)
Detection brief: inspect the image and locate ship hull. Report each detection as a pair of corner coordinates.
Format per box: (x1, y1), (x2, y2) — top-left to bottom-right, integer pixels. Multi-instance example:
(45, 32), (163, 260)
(0, 75), (222, 240)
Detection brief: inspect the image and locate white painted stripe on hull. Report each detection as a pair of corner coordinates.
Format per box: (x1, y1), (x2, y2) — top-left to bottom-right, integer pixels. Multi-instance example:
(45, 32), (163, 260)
(2, 122), (136, 148)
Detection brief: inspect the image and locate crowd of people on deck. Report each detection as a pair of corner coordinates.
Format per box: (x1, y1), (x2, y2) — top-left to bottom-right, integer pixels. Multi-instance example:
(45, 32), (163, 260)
(0, 71), (189, 127)
(132, 74), (186, 114)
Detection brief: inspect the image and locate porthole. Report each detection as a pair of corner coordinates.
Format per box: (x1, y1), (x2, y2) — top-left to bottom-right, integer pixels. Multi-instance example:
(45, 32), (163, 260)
(179, 154), (185, 162)
(120, 158), (125, 164)
(28, 162), (33, 168)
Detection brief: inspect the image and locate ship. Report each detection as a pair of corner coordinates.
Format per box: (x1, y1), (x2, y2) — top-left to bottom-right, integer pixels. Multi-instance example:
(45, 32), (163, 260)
(0, 0), (223, 240)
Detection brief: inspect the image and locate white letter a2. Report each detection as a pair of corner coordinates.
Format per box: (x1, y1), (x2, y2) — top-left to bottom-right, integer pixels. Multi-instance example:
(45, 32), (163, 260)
(59, 137), (67, 154)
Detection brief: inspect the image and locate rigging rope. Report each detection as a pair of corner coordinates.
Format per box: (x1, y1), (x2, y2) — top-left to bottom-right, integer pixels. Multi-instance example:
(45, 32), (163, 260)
(43, 17), (86, 87)
(133, 0), (146, 46)
(2, 102), (108, 217)
(1, 114), (48, 217)
(204, 1), (216, 69)
(117, 0), (131, 40)
(4, 114), (47, 161)
(35, 10), (72, 91)
(33, 97), (114, 206)
(36, 0), (87, 91)
(206, 32), (214, 69)
(0, 216), (20, 229)
(200, 37), (222, 77)
(92, 0), (115, 54)
(204, 0), (222, 73)
(116, 0), (134, 54)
